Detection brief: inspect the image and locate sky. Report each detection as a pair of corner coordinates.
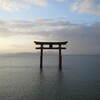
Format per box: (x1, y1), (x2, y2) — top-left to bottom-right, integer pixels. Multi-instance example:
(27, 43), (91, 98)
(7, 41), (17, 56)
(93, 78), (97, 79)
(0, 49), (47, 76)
(0, 0), (100, 54)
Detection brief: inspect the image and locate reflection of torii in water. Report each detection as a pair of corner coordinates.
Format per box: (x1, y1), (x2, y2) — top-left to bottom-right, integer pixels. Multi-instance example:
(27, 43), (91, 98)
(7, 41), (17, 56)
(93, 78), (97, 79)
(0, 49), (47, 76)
(34, 41), (68, 70)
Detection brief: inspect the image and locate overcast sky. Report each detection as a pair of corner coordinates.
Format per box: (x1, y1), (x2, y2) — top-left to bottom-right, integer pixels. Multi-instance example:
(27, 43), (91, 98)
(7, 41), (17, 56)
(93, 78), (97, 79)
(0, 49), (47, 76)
(0, 0), (100, 54)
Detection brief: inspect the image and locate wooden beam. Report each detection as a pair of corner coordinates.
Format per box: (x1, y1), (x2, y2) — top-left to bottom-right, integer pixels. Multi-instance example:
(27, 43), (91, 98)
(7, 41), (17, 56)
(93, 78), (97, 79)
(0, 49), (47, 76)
(35, 47), (66, 49)
(49, 44), (53, 48)
(34, 41), (68, 45)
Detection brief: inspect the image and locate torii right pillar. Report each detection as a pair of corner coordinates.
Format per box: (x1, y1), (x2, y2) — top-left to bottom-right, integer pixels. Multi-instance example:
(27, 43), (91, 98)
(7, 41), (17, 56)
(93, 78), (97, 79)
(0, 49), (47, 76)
(59, 44), (62, 70)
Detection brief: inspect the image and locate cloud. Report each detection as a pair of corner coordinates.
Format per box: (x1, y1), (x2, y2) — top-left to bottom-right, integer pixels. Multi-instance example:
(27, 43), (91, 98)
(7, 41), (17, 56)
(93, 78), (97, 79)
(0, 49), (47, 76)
(0, 18), (100, 39)
(71, 0), (100, 16)
(56, 0), (65, 2)
(0, 18), (100, 54)
(0, 0), (47, 11)
(0, 0), (27, 11)
(25, 0), (47, 7)
(0, 0), (65, 11)
(0, 0), (99, 16)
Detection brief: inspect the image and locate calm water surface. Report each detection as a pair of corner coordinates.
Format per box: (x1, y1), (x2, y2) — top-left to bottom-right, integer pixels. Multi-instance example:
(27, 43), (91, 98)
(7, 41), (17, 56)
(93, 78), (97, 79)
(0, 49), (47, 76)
(0, 54), (100, 100)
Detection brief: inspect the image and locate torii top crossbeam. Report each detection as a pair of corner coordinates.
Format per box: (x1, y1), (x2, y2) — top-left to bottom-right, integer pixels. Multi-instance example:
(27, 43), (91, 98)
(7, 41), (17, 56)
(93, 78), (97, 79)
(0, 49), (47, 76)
(34, 41), (68, 49)
(34, 41), (68, 45)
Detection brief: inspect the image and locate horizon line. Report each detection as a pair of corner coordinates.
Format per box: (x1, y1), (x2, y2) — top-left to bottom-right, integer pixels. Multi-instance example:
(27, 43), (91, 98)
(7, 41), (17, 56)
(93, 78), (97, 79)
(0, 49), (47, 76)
(0, 52), (100, 56)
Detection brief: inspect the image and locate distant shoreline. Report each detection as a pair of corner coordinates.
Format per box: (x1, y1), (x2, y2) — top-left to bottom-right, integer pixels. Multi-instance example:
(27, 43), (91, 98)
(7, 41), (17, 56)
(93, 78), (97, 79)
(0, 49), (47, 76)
(0, 52), (100, 57)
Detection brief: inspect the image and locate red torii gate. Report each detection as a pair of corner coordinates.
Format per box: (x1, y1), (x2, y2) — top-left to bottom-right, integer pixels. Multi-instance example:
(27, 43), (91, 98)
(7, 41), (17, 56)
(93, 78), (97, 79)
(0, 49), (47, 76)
(34, 41), (68, 70)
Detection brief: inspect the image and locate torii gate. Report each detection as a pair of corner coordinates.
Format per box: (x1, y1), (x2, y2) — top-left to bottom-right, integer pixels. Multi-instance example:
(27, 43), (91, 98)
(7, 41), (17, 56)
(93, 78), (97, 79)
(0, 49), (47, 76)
(34, 41), (68, 70)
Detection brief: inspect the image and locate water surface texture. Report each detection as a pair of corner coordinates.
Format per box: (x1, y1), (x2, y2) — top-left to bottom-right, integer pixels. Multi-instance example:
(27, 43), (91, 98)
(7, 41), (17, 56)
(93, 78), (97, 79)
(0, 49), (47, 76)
(0, 54), (100, 100)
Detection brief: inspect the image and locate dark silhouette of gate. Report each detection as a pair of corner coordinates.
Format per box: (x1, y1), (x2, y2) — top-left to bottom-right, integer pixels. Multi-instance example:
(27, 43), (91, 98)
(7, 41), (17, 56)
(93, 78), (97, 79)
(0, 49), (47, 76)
(34, 41), (68, 70)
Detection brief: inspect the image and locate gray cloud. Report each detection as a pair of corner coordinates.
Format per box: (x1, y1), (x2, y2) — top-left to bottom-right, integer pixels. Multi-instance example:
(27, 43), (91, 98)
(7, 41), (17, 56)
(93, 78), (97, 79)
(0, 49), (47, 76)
(0, 19), (100, 39)
(0, 19), (100, 54)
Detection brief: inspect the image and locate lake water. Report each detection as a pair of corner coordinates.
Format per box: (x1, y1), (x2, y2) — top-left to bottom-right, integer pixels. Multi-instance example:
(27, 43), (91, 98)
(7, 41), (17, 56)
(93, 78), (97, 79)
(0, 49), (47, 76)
(0, 54), (100, 100)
